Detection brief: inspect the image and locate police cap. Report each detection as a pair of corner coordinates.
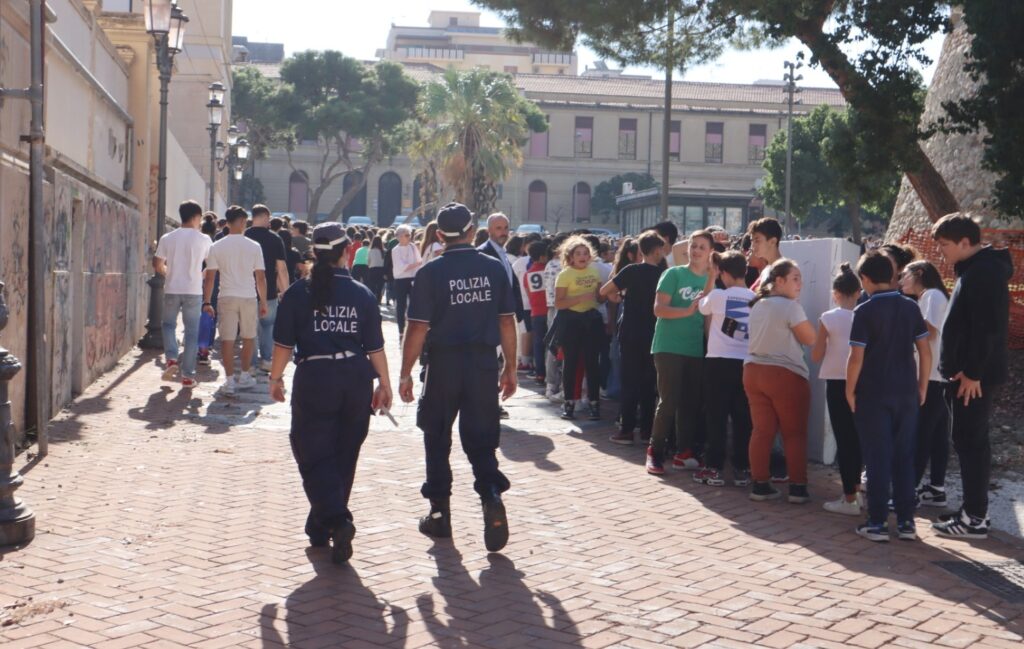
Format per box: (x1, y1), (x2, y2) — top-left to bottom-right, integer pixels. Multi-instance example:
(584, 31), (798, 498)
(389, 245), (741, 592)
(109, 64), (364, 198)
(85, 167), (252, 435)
(312, 222), (348, 250)
(437, 203), (474, 238)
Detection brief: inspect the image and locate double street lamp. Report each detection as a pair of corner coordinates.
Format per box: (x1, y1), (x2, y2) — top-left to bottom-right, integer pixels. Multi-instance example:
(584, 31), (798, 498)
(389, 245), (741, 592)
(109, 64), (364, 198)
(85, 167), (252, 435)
(206, 83), (249, 210)
(140, 0), (188, 349)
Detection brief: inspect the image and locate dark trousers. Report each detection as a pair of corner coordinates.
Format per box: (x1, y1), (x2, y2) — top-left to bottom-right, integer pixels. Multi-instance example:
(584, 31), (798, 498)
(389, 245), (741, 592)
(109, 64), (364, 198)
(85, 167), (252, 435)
(366, 267), (386, 303)
(289, 361), (373, 542)
(704, 357), (751, 471)
(947, 381), (997, 519)
(915, 380), (950, 487)
(530, 314), (548, 377)
(619, 337), (656, 437)
(825, 380), (862, 496)
(854, 394), (918, 525)
(393, 277), (414, 334)
(560, 310), (602, 403)
(418, 346), (510, 501)
(351, 265), (368, 285)
(650, 353), (703, 457)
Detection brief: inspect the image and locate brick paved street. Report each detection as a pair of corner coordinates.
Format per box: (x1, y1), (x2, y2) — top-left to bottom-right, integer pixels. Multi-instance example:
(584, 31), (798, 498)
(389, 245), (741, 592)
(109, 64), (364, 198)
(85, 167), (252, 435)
(2, 317), (1023, 649)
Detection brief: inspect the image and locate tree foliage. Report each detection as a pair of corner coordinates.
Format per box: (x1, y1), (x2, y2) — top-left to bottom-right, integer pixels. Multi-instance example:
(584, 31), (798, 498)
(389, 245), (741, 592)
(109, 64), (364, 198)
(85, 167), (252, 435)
(475, 0), (961, 222)
(233, 53), (419, 219)
(231, 66), (284, 161)
(410, 68), (546, 216)
(592, 173), (657, 218)
(760, 105), (899, 242)
(935, 2), (1024, 218)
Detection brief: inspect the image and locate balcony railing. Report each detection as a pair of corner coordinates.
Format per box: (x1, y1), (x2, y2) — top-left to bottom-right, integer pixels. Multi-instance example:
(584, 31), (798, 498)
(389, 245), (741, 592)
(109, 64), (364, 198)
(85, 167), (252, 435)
(705, 142), (723, 164)
(748, 145), (766, 165)
(398, 47), (465, 60)
(533, 52), (574, 65)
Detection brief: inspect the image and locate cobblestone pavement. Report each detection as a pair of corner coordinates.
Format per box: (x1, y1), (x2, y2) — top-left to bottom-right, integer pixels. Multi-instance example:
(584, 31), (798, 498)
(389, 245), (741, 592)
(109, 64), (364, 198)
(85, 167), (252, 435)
(2, 316), (1024, 648)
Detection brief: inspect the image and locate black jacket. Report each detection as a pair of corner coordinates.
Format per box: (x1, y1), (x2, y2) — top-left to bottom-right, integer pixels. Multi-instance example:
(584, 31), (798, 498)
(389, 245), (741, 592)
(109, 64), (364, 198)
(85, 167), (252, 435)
(478, 239), (525, 321)
(939, 246), (1014, 385)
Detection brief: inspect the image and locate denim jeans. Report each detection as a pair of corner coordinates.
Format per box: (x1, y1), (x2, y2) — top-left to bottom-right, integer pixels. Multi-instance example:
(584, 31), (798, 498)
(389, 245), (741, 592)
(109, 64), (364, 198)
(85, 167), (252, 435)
(252, 298), (279, 365)
(162, 293), (202, 378)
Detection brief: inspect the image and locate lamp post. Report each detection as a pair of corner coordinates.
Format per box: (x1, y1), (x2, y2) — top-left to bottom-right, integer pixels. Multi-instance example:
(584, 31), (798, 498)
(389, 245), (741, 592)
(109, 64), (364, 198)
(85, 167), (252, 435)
(207, 82), (225, 210)
(139, 0), (188, 349)
(783, 59), (803, 235)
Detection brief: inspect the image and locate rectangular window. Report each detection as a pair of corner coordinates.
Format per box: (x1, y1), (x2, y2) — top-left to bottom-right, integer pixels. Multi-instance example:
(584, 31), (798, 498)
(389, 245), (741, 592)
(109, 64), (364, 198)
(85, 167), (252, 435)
(725, 207), (744, 234)
(748, 124), (767, 164)
(529, 116), (549, 157)
(574, 117), (593, 158)
(684, 206), (704, 235)
(669, 120), (681, 161)
(706, 206), (725, 228)
(618, 118), (637, 160)
(705, 122), (724, 163)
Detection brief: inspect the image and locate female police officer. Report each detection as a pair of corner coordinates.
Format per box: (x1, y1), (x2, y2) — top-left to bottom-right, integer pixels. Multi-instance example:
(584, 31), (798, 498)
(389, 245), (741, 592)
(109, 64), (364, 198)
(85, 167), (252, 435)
(269, 222), (392, 564)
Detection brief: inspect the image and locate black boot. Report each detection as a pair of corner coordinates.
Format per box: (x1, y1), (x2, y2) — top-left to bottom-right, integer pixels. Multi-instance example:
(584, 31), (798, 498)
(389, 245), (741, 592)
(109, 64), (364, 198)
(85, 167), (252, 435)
(419, 499), (452, 538)
(330, 520), (356, 565)
(560, 400), (575, 420)
(481, 491), (509, 553)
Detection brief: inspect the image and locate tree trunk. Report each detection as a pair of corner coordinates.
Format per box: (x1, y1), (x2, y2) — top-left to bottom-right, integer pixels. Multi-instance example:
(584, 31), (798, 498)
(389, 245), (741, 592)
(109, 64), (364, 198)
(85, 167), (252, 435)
(308, 183), (329, 217)
(327, 168), (371, 222)
(847, 196), (862, 244)
(795, 19), (960, 223)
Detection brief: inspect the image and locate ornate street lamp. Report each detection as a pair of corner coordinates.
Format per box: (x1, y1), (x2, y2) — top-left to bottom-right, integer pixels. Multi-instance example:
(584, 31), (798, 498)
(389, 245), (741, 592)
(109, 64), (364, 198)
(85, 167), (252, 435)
(140, 0), (189, 349)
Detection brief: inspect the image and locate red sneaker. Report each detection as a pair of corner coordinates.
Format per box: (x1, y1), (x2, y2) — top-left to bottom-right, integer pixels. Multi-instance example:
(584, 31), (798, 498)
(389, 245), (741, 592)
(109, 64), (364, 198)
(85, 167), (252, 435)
(181, 377), (198, 389)
(645, 447), (665, 475)
(671, 451), (702, 471)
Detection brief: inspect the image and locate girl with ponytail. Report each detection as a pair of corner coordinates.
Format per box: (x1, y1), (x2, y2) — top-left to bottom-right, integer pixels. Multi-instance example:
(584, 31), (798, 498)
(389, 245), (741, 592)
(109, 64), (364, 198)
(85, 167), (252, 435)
(268, 222), (392, 565)
(810, 263), (863, 515)
(743, 258), (816, 503)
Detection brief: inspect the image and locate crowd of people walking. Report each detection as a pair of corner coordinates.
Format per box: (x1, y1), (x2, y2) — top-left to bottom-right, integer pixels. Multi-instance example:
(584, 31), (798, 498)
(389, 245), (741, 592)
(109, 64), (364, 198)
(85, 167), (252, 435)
(154, 200), (1011, 554)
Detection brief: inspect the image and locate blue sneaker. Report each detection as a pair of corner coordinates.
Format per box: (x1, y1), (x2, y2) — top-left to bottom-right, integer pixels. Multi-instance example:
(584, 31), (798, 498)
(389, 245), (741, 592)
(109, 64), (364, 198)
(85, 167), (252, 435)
(897, 521), (917, 541)
(856, 522), (889, 542)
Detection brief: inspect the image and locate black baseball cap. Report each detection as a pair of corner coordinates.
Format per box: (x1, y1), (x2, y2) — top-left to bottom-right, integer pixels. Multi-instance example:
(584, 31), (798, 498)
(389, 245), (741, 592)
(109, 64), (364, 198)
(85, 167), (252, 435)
(312, 222), (348, 249)
(437, 202), (474, 237)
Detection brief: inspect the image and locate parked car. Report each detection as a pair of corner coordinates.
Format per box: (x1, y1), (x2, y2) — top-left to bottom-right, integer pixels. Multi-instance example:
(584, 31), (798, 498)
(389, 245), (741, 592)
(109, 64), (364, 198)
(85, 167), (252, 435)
(516, 223), (547, 236)
(389, 215), (422, 228)
(586, 227), (623, 239)
(346, 216), (374, 227)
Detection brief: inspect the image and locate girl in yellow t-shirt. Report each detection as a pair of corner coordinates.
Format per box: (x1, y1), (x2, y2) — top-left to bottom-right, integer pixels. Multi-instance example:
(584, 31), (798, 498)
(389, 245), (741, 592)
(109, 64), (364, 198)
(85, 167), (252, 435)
(554, 236), (604, 421)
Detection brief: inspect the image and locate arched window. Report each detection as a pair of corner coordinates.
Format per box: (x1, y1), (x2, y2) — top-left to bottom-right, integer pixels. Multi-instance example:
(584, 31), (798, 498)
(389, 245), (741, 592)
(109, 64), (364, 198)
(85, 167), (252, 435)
(527, 180), (547, 221)
(288, 170), (309, 215)
(377, 172), (402, 221)
(573, 181), (591, 223)
(342, 171), (367, 219)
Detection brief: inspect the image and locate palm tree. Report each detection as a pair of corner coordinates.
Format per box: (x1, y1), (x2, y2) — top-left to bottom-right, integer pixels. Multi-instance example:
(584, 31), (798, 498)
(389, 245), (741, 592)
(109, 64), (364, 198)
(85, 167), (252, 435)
(412, 68), (547, 216)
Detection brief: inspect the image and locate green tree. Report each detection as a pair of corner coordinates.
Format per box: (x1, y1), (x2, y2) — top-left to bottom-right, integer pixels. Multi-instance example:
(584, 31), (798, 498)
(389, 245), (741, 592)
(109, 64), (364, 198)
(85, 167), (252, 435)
(478, 0), (962, 222)
(411, 68), (547, 216)
(935, 2), (1024, 218)
(592, 173), (657, 219)
(236, 53), (419, 220)
(231, 66), (284, 161)
(760, 105), (899, 243)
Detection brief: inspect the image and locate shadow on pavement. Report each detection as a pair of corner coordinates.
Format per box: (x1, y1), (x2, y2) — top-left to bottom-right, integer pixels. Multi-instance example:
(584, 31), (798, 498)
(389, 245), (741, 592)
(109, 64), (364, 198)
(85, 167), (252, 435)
(560, 401), (1024, 638)
(259, 547), (409, 647)
(416, 544), (582, 648)
(499, 425), (561, 472)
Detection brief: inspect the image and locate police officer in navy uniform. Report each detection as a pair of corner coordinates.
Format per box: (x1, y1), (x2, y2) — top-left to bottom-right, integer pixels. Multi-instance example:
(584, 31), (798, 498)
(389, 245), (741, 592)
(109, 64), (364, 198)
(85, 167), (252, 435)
(270, 222), (393, 565)
(399, 202), (518, 553)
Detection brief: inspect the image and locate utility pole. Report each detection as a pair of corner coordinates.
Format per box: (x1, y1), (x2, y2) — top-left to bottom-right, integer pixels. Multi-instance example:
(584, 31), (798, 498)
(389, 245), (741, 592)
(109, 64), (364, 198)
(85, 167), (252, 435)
(783, 60), (802, 235)
(661, 7), (674, 222)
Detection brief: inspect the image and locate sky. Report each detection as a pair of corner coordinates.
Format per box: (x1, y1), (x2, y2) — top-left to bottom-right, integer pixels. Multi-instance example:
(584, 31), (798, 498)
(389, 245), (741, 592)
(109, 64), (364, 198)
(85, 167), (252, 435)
(232, 0), (945, 88)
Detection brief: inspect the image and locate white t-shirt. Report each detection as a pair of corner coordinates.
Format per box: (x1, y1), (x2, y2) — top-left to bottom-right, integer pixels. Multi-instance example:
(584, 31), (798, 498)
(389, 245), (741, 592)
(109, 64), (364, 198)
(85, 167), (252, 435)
(422, 241), (444, 263)
(919, 288), (948, 382)
(818, 307), (855, 380)
(543, 258), (561, 308)
(511, 255), (531, 311)
(205, 234), (265, 299)
(699, 286), (755, 360)
(155, 227), (211, 295)
(391, 243), (421, 280)
(596, 261), (613, 324)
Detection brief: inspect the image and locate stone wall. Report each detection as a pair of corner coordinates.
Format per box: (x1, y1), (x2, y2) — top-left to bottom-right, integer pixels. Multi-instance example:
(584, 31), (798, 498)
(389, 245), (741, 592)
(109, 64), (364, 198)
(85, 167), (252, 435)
(888, 15), (1024, 240)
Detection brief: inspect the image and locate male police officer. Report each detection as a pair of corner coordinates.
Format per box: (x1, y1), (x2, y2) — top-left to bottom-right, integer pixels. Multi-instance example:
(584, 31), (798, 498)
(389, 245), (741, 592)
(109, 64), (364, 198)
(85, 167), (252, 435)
(399, 202), (518, 553)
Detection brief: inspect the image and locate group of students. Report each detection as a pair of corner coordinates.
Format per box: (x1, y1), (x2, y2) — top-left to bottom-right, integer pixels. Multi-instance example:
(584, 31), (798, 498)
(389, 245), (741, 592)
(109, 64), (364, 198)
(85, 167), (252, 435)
(510, 213), (1011, 542)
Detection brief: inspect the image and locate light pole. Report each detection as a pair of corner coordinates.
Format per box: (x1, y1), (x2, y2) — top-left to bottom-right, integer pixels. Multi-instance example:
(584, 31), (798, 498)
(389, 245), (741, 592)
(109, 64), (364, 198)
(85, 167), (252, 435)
(207, 82), (225, 211)
(139, 0), (188, 349)
(783, 59), (803, 235)
(572, 131), (582, 224)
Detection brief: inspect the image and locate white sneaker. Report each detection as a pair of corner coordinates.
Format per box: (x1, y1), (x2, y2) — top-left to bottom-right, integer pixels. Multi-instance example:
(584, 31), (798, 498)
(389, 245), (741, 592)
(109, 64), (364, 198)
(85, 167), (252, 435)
(823, 497), (861, 516)
(545, 389), (564, 404)
(260, 360), (273, 372)
(220, 375), (236, 396)
(235, 373), (257, 390)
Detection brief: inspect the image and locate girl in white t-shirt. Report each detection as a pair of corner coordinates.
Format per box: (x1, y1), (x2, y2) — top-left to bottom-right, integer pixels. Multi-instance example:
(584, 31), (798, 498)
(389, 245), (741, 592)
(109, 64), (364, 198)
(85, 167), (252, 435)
(811, 263), (863, 516)
(899, 260), (951, 507)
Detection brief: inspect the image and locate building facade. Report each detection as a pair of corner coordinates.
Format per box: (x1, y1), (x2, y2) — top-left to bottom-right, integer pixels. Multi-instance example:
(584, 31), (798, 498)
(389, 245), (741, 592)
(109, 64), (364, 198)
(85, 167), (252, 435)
(0, 0), (231, 439)
(240, 11), (845, 235)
